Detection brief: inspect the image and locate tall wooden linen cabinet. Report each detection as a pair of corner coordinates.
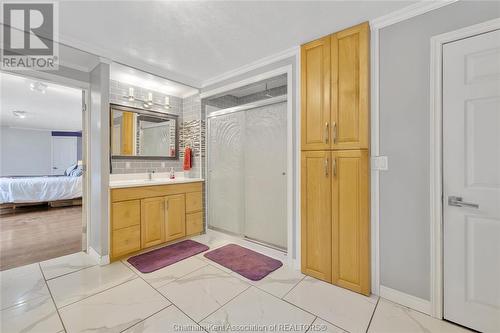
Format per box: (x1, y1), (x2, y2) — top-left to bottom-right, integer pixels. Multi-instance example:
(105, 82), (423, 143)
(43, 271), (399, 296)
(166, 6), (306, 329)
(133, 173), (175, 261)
(301, 22), (370, 295)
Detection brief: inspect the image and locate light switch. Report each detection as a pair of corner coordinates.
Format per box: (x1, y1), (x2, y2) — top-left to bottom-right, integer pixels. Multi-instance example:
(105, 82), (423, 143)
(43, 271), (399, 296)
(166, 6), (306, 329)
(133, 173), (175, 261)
(372, 156), (388, 171)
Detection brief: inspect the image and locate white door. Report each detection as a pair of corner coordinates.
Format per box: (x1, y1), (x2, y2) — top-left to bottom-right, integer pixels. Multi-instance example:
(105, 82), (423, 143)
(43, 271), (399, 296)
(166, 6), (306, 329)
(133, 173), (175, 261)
(443, 29), (500, 333)
(51, 136), (78, 175)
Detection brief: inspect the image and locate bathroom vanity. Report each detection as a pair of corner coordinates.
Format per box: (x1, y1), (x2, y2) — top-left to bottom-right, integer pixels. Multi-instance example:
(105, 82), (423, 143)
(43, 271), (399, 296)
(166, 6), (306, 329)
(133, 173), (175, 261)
(109, 176), (204, 261)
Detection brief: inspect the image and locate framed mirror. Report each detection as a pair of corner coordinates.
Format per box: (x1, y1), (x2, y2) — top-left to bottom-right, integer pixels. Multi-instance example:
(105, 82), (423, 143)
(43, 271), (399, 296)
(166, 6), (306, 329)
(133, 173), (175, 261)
(110, 104), (178, 160)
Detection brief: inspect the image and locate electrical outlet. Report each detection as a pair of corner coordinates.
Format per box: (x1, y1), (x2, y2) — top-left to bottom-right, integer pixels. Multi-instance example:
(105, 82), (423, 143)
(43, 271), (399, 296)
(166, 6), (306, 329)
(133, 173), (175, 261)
(372, 156), (388, 171)
(125, 162), (131, 169)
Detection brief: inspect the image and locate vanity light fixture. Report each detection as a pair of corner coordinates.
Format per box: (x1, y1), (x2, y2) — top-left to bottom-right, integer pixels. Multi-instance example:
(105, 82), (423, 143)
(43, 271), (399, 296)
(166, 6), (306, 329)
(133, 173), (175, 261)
(13, 110), (27, 119)
(128, 87), (135, 101)
(122, 88), (172, 110)
(30, 81), (47, 94)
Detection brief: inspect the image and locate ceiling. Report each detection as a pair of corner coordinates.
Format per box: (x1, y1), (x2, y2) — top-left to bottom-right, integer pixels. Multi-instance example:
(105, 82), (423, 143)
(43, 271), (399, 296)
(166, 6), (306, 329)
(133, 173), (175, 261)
(0, 73), (82, 131)
(57, 1), (415, 87)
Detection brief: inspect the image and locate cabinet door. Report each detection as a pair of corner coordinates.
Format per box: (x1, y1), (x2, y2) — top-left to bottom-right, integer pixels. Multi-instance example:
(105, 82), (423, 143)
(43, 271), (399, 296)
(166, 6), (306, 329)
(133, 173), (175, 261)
(331, 22), (369, 150)
(301, 36), (331, 150)
(301, 151), (332, 282)
(331, 150), (370, 295)
(112, 200), (140, 230)
(165, 194), (186, 242)
(141, 197), (165, 248)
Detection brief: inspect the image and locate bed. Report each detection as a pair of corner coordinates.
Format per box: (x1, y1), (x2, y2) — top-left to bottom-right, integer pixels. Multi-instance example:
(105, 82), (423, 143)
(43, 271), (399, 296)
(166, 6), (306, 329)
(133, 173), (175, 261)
(0, 176), (82, 205)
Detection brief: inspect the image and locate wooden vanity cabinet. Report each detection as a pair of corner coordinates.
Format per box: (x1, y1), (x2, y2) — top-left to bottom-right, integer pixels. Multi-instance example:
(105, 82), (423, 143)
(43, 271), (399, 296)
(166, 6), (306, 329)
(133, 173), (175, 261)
(110, 181), (204, 260)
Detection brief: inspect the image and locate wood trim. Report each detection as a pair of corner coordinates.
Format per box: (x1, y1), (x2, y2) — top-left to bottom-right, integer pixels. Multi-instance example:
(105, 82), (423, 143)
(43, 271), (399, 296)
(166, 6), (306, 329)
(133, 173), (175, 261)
(380, 285), (431, 315)
(110, 182), (203, 202)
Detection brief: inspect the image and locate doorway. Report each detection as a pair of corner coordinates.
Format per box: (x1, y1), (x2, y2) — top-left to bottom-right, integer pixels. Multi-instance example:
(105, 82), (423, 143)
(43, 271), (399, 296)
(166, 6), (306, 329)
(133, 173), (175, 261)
(0, 72), (88, 270)
(204, 72), (292, 253)
(433, 23), (500, 332)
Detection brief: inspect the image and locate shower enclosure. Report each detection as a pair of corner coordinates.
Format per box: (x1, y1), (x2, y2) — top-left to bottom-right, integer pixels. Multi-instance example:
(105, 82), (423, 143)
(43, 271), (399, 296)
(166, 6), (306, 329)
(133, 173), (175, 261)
(207, 95), (287, 250)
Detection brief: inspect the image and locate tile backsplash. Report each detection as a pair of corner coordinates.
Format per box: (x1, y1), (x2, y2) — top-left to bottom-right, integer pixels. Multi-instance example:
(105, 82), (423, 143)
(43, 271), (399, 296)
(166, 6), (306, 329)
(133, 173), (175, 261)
(109, 79), (202, 177)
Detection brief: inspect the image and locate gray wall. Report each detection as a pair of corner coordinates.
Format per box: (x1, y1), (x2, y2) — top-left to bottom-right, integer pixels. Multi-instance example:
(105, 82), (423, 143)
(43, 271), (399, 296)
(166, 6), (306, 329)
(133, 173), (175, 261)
(379, 0), (500, 300)
(0, 127), (52, 176)
(89, 62), (110, 258)
(201, 55), (299, 259)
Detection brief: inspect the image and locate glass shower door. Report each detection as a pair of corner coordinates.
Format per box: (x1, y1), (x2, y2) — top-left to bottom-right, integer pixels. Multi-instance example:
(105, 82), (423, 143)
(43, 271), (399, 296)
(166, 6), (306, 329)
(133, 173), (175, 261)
(207, 112), (245, 234)
(243, 102), (286, 249)
(207, 100), (287, 250)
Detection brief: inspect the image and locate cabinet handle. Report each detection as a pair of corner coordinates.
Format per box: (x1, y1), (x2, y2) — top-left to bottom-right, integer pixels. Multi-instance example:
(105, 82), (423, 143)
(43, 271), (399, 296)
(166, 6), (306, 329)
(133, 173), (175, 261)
(324, 157), (329, 177)
(332, 122), (337, 144)
(324, 122), (329, 144)
(333, 157), (337, 176)
(165, 199), (169, 210)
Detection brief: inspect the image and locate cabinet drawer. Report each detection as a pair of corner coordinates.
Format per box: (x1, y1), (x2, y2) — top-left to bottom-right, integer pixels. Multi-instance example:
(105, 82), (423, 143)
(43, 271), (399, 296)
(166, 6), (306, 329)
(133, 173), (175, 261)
(112, 200), (140, 230)
(186, 212), (203, 236)
(112, 225), (141, 258)
(185, 192), (202, 213)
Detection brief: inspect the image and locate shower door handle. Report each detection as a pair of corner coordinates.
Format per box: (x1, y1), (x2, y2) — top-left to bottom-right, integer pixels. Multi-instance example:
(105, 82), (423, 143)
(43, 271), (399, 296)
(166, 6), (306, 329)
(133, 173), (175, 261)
(324, 122), (329, 144)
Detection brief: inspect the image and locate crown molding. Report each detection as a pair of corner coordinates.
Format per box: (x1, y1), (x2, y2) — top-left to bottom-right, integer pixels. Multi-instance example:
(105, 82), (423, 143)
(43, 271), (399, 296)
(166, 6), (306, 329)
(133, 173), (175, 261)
(370, 0), (459, 30)
(201, 46), (299, 89)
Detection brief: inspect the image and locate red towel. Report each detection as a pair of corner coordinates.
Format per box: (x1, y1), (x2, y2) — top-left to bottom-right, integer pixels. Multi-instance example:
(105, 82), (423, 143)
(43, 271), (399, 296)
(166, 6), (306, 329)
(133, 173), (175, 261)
(183, 147), (192, 170)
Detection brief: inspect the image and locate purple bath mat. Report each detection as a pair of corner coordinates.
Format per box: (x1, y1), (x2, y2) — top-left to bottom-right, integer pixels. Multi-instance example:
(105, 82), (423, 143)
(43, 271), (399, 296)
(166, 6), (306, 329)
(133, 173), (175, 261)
(204, 244), (283, 281)
(128, 240), (209, 273)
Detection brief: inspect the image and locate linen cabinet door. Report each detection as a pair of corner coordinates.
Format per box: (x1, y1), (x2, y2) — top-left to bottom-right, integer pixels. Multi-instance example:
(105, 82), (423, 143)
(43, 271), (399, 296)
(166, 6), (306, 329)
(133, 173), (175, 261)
(141, 197), (165, 248)
(301, 36), (331, 150)
(301, 151), (332, 282)
(165, 194), (186, 242)
(331, 150), (370, 295)
(331, 22), (369, 150)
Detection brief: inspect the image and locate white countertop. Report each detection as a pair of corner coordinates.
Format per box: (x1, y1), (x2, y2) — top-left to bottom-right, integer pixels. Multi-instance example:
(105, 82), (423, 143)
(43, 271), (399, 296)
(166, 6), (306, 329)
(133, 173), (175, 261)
(109, 172), (204, 189)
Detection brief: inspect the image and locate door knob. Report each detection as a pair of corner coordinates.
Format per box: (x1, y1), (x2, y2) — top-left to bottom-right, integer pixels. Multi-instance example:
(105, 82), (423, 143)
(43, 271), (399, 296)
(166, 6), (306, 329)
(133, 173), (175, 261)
(448, 196), (479, 209)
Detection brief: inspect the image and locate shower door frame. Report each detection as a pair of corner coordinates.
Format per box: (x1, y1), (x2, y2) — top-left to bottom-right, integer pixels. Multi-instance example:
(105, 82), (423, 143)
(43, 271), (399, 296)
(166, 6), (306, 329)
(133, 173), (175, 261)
(203, 66), (294, 264)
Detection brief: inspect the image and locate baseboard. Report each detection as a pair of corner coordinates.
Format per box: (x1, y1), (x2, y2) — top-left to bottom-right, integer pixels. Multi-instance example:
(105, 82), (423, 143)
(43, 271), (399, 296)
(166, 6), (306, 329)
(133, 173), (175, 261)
(379, 285), (431, 315)
(88, 247), (110, 265)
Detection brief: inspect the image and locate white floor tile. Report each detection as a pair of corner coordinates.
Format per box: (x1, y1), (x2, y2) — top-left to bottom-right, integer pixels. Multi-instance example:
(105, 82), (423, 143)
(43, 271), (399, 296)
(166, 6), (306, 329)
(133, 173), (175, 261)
(123, 305), (202, 333)
(284, 277), (377, 333)
(158, 265), (249, 322)
(123, 256), (208, 288)
(201, 286), (315, 333)
(48, 261), (136, 308)
(230, 264), (304, 298)
(368, 299), (472, 333)
(59, 278), (170, 333)
(0, 295), (63, 333)
(312, 318), (347, 333)
(40, 252), (97, 280)
(0, 263), (49, 310)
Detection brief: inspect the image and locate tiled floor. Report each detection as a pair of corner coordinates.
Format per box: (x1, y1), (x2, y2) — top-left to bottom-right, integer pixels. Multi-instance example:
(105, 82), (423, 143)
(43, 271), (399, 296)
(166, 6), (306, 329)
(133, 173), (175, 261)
(0, 231), (471, 333)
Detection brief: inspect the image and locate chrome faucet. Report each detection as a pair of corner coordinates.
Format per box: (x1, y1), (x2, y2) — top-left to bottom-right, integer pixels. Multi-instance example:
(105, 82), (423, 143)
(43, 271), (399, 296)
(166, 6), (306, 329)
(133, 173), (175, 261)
(147, 169), (155, 180)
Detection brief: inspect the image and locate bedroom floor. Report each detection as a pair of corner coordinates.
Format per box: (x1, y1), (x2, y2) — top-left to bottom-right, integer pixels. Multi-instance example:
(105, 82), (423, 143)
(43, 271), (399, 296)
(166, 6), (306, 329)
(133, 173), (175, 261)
(0, 206), (82, 271)
(0, 231), (470, 333)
